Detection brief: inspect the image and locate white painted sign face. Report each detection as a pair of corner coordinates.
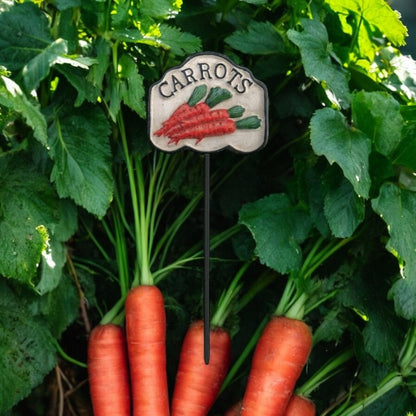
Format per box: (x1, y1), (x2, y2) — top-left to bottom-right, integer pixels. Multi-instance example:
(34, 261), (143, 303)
(148, 52), (268, 153)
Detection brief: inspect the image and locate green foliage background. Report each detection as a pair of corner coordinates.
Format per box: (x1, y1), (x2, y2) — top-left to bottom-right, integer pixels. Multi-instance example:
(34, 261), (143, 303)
(1, 0), (416, 414)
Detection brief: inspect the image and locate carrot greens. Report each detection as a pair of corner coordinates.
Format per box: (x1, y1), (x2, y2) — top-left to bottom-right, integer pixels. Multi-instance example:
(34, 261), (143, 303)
(2, 0), (416, 414)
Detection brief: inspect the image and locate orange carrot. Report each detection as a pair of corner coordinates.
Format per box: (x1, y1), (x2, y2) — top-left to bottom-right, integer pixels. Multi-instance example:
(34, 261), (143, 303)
(285, 395), (316, 416)
(171, 320), (231, 416)
(155, 102), (210, 136)
(240, 316), (312, 416)
(224, 400), (242, 416)
(168, 118), (237, 144)
(163, 108), (230, 138)
(125, 285), (169, 416)
(87, 324), (131, 416)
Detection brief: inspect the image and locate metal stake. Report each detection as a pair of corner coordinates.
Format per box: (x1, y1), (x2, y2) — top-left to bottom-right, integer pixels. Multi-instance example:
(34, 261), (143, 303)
(204, 153), (210, 364)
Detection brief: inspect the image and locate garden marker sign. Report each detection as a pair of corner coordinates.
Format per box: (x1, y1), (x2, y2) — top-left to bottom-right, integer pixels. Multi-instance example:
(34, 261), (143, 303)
(149, 52), (268, 363)
(149, 52), (268, 153)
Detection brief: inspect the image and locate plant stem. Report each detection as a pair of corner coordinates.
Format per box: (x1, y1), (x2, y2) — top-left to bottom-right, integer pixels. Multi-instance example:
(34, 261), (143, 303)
(118, 111), (142, 286)
(52, 339), (87, 369)
(211, 262), (251, 328)
(296, 348), (354, 396)
(220, 315), (269, 394)
(332, 373), (403, 416)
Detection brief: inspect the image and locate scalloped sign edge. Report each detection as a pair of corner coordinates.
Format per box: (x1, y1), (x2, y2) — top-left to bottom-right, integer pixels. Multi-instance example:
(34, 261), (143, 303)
(148, 52), (269, 154)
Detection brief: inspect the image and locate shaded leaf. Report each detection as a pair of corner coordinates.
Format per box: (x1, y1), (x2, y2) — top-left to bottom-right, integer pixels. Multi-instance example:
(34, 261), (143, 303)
(56, 0), (82, 10)
(158, 24), (202, 56)
(372, 182), (416, 319)
(117, 54), (146, 117)
(27, 272), (79, 338)
(0, 280), (56, 413)
(239, 194), (312, 273)
(225, 21), (286, 55)
(0, 2), (52, 71)
(48, 104), (113, 217)
(23, 38), (68, 91)
(0, 153), (59, 286)
(56, 65), (101, 107)
(352, 91), (403, 157)
(324, 176), (365, 238)
(310, 107), (371, 198)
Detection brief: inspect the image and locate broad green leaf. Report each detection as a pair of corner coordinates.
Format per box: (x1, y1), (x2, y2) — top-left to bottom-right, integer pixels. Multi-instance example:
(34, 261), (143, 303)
(27, 272), (79, 338)
(158, 24), (202, 56)
(305, 167), (331, 237)
(140, 0), (181, 17)
(324, 176), (365, 237)
(0, 2), (52, 71)
(106, 54), (146, 121)
(383, 52), (416, 102)
(112, 25), (201, 57)
(0, 153), (59, 286)
(35, 200), (77, 294)
(0, 280), (57, 413)
(225, 21), (286, 55)
(287, 18), (350, 109)
(239, 194), (312, 273)
(310, 107), (371, 198)
(0, 76), (47, 145)
(48, 104), (113, 217)
(312, 308), (348, 344)
(23, 38), (68, 91)
(337, 262), (405, 365)
(325, 0), (407, 48)
(55, 0), (82, 10)
(240, 0), (268, 4)
(86, 38), (111, 90)
(111, 0), (130, 29)
(372, 182), (416, 319)
(118, 54), (146, 117)
(393, 124), (416, 172)
(56, 65), (100, 107)
(360, 386), (416, 416)
(352, 91), (403, 157)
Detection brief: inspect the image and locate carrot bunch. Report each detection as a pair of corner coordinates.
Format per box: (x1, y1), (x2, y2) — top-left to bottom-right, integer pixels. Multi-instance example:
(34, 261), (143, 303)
(154, 85), (261, 144)
(87, 284), (169, 416)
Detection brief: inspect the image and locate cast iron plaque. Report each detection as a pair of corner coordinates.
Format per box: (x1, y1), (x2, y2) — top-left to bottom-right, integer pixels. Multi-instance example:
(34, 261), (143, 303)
(149, 52), (268, 153)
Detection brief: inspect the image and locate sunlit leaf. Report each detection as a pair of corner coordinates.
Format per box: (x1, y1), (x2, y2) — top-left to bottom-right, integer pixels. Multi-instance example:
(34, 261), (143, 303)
(288, 18), (350, 109)
(0, 75), (47, 145)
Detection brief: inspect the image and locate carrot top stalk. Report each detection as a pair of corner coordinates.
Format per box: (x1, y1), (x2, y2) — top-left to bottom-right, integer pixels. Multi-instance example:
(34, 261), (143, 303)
(205, 86), (232, 108)
(239, 237), (355, 416)
(188, 84), (208, 106)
